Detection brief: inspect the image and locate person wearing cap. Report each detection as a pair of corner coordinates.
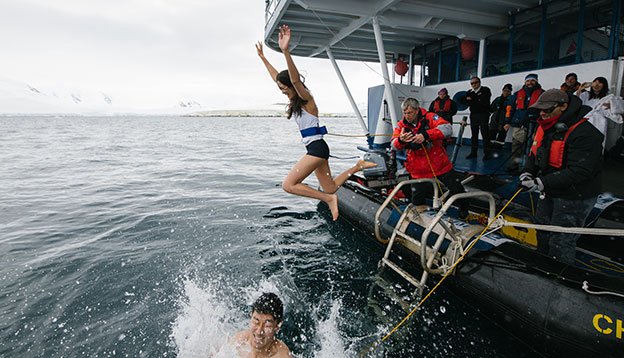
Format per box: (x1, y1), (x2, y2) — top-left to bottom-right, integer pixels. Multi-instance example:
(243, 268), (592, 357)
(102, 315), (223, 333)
(489, 83), (513, 147)
(503, 73), (544, 172)
(561, 72), (580, 96)
(429, 88), (458, 149)
(464, 77), (493, 160)
(519, 89), (603, 264)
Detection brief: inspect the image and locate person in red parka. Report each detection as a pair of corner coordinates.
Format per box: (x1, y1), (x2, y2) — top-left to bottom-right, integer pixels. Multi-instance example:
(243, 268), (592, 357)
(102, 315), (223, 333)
(392, 98), (469, 218)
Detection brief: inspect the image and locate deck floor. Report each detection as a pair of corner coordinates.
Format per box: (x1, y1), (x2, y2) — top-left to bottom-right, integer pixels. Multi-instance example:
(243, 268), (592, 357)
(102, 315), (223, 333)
(449, 142), (624, 197)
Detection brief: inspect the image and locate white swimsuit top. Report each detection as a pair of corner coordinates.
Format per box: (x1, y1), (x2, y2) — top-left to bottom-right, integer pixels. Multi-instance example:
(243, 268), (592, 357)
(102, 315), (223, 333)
(292, 108), (324, 145)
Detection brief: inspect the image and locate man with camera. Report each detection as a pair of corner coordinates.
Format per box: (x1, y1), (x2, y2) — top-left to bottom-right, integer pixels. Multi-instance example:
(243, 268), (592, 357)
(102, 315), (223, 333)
(392, 98), (469, 218)
(519, 89), (603, 264)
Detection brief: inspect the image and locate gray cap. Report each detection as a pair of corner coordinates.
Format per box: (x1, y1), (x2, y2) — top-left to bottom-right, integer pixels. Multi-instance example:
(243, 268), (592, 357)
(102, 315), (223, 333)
(530, 89), (569, 110)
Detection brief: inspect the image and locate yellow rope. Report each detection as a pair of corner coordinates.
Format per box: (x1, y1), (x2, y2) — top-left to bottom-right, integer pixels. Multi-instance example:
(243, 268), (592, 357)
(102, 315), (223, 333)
(420, 142), (445, 206)
(363, 188), (523, 353)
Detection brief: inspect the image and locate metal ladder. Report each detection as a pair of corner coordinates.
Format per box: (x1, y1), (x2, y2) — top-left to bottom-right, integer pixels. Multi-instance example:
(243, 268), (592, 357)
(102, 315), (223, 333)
(375, 179), (496, 297)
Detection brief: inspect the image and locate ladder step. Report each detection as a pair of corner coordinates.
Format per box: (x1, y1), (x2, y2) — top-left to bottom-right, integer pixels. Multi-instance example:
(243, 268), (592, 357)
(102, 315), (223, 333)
(391, 229), (442, 265)
(393, 229), (421, 245)
(382, 258), (423, 288)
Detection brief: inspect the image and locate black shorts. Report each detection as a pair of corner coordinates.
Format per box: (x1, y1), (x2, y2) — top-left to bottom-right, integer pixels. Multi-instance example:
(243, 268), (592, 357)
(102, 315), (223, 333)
(305, 139), (330, 159)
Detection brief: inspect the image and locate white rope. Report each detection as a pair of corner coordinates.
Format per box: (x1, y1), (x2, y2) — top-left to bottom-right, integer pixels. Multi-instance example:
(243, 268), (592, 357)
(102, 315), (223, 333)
(582, 281), (624, 298)
(495, 216), (624, 236)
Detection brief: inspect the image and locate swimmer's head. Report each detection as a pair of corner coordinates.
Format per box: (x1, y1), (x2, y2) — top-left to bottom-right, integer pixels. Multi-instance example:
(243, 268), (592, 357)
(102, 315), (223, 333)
(252, 292), (283, 323)
(249, 292), (284, 350)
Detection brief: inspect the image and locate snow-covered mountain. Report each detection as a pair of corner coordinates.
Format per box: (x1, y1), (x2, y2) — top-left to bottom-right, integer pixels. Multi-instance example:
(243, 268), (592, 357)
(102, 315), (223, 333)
(0, 75), (202, 116)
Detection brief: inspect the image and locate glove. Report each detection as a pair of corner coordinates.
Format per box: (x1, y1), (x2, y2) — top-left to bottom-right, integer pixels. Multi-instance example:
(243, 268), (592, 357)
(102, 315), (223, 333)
(519, 172), (533, 182)
(521, 177), (544, 192)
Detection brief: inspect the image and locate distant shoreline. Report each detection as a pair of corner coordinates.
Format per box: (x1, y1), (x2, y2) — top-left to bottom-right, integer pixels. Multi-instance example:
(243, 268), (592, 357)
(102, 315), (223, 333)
(185, 109), (360, 118)
(0, 112), (361, 118)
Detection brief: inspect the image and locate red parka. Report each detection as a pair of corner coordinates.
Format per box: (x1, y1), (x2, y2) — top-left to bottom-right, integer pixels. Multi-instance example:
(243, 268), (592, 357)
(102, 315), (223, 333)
(392, 108), (454, 178)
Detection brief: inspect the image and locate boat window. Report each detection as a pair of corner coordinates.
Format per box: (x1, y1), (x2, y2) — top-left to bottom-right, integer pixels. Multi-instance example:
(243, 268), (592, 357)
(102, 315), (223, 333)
(620, 3), (624, 58)
(440, 38), (458, 84)
(414, 0), (622, 83)
(580, 0), (618, 62)
(542, 1), (581, 68)
(511, 7), (542, 73)
(458, 40), (479, 81)
(485, 31), (511, 77)
(424, 44), (439, 86)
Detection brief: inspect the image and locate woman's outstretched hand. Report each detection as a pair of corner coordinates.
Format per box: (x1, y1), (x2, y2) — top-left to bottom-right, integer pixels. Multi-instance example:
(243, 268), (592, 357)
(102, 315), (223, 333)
(255, 41), (264, 58)
(278, 25), (291, 52)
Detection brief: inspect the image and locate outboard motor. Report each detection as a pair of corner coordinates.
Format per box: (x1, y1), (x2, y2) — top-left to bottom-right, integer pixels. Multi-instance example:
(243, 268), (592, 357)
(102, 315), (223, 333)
(362, 149), (396, 180)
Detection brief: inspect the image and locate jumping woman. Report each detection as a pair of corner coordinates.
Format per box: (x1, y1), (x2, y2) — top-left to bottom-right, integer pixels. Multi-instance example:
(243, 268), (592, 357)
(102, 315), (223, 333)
(255, 25), (376, 221)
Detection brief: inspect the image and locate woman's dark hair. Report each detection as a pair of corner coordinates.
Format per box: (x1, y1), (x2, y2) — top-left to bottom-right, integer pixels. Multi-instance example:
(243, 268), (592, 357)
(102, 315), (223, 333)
(277, 70), (308, 119)
(590, 76), (609, 99)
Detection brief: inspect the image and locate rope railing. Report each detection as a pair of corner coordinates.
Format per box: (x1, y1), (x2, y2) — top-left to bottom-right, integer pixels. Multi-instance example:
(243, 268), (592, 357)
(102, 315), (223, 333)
(492, 216), (624, 237)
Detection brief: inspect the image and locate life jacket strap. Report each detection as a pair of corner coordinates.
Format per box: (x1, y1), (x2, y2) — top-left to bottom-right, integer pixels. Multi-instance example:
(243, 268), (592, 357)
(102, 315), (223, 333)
(300, 125), (327, 138)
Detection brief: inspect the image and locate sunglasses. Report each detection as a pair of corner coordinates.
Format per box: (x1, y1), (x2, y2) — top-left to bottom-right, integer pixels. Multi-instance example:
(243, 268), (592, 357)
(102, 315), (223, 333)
(541, 105), (559, 114)
(470, 81), (479, 85)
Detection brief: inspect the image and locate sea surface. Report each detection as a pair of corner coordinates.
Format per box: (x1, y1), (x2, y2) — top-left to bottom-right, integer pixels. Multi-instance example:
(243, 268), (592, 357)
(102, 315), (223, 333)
(0, 116), (536, 357)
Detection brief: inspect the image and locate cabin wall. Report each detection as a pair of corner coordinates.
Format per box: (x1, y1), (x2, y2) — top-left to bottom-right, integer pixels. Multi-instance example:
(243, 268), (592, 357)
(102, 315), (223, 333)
(369, 59), (622, 143)
(368, 84), (438, 146)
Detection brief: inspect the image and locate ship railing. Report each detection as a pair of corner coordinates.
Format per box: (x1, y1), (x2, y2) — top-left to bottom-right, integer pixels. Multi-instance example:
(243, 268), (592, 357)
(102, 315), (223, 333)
(264, 0), (281, 25)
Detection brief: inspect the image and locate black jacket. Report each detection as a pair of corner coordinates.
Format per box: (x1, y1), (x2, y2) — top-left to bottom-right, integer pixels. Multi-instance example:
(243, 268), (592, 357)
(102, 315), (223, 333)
(523, 95), (603, 200)
(464, 86), (491, 114)
(490, 95), (511, 124)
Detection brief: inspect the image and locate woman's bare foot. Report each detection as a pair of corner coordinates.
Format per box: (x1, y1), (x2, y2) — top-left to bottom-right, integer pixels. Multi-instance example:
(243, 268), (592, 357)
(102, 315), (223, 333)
(326, 194), (339, 221)
(356, 160), (378, 171)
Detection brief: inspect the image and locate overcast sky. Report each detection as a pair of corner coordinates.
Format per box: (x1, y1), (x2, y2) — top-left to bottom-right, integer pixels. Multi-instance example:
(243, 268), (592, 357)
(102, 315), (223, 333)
(0, 0), (390, 112)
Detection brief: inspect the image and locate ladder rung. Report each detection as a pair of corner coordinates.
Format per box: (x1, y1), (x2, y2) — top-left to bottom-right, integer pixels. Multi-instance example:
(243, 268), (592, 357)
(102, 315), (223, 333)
(382, 258), (423, 288)
(393, 229), (420, 245)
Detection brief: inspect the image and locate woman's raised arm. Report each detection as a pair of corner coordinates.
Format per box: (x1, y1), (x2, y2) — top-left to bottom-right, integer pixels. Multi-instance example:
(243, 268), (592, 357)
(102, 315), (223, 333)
(278, 25), (315, 106)
(256, 41), (279, 82)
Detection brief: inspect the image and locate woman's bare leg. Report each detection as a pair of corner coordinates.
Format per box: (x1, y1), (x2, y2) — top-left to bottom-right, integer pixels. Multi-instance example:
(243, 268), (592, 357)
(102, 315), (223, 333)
(315, 160), (378, 194)
(283, 156), (377, 221)
(314, 159), (377, 220)
(282, 155), (340, 220)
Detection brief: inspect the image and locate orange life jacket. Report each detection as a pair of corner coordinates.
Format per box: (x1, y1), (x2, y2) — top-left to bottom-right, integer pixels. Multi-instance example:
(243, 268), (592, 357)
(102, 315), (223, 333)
(516, 88), (543, 110)
(530, 118), (588, 168)
(433, 98), (451, 112)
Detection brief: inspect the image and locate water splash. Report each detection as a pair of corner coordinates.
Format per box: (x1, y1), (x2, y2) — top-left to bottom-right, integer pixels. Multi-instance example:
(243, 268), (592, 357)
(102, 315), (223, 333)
(170, 279), (240, 358)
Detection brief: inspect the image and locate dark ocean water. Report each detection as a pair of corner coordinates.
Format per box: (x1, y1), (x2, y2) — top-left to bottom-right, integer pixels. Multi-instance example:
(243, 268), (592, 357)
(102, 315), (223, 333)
(0, 116), (536, 357)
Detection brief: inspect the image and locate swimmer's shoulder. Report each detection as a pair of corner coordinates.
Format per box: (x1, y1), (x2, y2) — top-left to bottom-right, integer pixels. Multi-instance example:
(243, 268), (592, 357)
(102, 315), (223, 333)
(230, 330), (250, 344)
(273, 339), (292, 358)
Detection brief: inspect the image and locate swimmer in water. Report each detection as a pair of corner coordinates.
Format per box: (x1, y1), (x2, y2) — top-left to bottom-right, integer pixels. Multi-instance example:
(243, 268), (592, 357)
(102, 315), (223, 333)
(223, 293), (291, 358)
(256, 25), (376, 221)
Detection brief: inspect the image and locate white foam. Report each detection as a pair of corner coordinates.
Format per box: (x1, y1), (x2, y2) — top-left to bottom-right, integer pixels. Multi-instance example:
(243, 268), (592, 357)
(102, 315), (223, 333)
(171, 277), (377, 357)
(170, 279), (240, 358)
(314, 300), (349, 357)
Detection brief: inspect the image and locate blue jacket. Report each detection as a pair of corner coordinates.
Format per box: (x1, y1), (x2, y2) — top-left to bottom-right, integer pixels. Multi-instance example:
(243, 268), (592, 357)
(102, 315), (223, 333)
(505, 85), (543, 128)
